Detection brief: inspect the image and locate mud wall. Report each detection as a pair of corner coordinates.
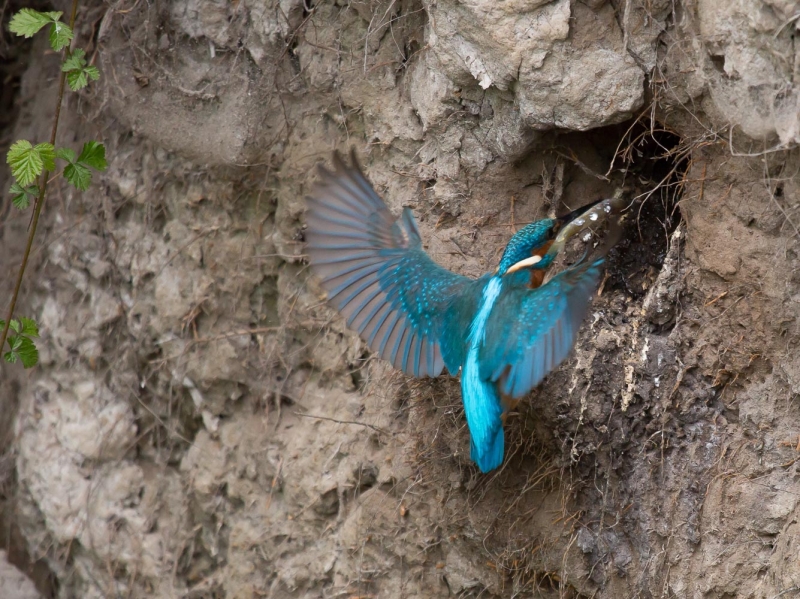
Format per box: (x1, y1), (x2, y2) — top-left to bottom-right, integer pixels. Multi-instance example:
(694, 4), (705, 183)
(1, 0), (799, 597)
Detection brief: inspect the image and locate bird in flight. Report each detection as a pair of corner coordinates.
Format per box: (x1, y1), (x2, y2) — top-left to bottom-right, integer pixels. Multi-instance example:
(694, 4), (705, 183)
(305, 151), (623, 472)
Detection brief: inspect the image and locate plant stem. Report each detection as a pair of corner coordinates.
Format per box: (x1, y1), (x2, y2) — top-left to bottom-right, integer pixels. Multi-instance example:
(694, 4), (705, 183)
(0, 0), (80, 355)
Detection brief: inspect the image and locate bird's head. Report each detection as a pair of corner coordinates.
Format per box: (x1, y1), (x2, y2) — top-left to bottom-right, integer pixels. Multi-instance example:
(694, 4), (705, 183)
(496, 198), (607, 278)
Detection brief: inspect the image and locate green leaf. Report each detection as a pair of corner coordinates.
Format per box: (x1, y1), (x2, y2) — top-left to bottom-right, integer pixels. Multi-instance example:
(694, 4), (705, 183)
(56, 147), (76, 163)
(64, 162), (91, 191)
(67, 69), (89, 91)
(78, 142), (107, 171)
(8, 9), (59, 38)
(9, 183), (38, 210)
(15, 337), (39, 368)
(61, 48), (86, 72)
(35, 142), (56, 171)
(20, 318), (39, 338)
(85, 65), (100, 82)
(12, 193), (30, 209)
(7, 140), (42, 186)
(3, 328), (39, 368)
(62, 50), (100, 91)
(60, 142), (106, 189)
(49, 20), (73, 52)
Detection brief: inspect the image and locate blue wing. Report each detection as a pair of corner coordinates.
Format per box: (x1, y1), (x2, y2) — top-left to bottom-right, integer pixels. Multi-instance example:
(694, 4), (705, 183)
(438, 275), (489, 375)
(305, 151), (471, 377)
(479, 259), (605, 398)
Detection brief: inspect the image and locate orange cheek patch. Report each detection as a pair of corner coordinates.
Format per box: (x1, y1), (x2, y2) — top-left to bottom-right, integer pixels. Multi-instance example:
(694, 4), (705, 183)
(532, 240), (554, 258)
(528, 240), (552, 288)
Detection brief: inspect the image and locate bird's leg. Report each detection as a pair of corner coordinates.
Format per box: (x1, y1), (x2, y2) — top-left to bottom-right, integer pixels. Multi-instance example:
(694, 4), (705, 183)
(500, 392), (521, 425)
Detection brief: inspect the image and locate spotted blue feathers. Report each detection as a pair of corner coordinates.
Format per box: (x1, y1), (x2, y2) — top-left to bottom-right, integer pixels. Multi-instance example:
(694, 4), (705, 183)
(305, 151), (470, 377)
(480, 259), (605, 398)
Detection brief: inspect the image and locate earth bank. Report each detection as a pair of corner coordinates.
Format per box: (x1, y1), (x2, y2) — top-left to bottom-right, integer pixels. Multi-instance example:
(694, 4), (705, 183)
(1, 0), (799, 597)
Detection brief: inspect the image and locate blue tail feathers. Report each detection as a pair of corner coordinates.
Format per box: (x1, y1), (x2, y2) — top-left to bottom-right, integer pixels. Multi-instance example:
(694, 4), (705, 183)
(470, 425), (504, 473)
(461, 276), (506, 472)
(461, 358), (505, 472)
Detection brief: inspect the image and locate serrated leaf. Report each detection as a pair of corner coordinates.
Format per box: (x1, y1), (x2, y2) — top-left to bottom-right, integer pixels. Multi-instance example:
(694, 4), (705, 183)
(77, 142), (107, 171)
(11, 191), (29, 210)
(9, 183), (38, 210)
(7, 139), (33, 156)
(62, 50), (100, 91)
(13, 195), (30, 209)
(9, 319), (21, 334)
(7, 140), (42, 186)
(8, 9), (56, 38)
(10, 183), (25, 195)
(20, 318), (39, 338)
(34, 142), (56, 171)
(3, 350), (18, 364)
(15, 337), (39, 368)
(49, 21), (73, 52)
(8, 334), (22, 349)
(67, 69), (89, 91)
(64, 162), (91, 191)
(61, 48), (87, 72)
(56, 147), (76, 163)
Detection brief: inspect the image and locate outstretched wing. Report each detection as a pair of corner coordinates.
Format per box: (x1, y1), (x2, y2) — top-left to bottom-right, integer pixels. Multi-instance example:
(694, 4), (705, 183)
(305, 151), (471, 378)
(479, 259), (605, 398)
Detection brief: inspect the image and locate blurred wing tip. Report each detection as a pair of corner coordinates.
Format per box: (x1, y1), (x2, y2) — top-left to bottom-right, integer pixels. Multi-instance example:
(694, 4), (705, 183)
(314, 161), (335, 181)
(347, 147), (361, 170)
(331, 150), (348, 172)
(309, 150), (369, 194)
(305, 194), (323, 209)
(329, 148), (361, 174)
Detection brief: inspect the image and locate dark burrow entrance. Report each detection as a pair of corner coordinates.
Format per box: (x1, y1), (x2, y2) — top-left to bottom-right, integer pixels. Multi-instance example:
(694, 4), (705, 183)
(553, 117), (687, 303)
(600, 119), (686, 302)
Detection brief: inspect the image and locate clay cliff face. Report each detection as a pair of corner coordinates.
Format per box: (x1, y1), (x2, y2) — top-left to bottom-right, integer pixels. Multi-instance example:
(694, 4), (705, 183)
(1, 0), (799, 597)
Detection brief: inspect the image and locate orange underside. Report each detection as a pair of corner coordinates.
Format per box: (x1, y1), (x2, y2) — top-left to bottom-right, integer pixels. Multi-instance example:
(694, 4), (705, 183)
(528, 240), (553, 288)
(529, 269), (546, 289)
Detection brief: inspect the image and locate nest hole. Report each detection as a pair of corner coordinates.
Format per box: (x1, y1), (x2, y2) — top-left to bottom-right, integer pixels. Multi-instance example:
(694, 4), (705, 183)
(601, 118), (687, 298)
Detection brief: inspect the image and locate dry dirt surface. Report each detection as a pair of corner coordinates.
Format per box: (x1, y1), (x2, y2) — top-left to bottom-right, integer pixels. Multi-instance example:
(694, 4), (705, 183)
(1, 0), (799, 598)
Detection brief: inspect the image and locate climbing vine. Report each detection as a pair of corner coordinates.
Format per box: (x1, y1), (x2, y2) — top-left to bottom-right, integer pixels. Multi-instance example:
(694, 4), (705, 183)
(1, 2), (106, 368)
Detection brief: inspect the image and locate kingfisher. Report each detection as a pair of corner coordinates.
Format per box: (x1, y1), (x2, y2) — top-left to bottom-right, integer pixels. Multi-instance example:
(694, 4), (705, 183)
(305, 151), (622, 472)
